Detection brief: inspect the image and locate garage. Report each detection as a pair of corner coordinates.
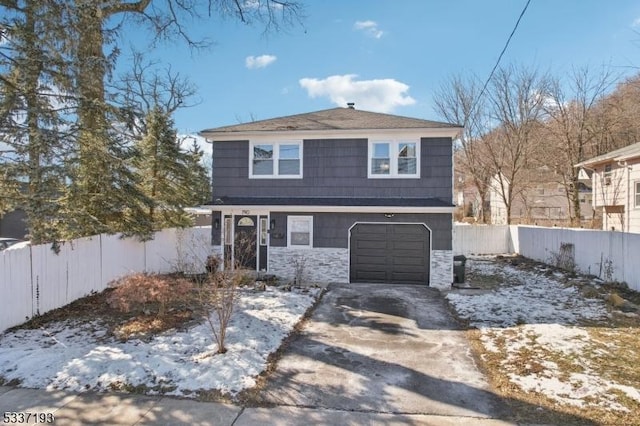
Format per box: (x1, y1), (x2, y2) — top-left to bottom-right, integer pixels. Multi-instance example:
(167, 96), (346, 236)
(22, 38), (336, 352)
(349, 223), (430, 285)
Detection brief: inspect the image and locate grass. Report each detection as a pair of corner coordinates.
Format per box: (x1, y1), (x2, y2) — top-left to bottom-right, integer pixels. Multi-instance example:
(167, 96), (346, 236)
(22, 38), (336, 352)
(459, 257), (640, 426)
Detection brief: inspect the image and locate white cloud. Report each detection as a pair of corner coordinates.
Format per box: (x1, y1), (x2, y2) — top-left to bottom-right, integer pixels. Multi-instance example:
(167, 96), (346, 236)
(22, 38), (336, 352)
(354, 20), (384, 39)
(633, 17), (640, 28)
(245, 54), (277, 69)
(299, 74), (416, 113)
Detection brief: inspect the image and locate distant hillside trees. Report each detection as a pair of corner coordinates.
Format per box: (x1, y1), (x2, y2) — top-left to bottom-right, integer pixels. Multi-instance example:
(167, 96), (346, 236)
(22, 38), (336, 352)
(436, 63), (640, 225)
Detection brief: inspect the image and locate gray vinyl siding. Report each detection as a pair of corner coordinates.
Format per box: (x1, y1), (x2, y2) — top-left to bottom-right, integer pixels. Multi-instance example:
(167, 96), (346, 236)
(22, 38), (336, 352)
(269, 212), (452, 250)
(212, 138), (452, 200)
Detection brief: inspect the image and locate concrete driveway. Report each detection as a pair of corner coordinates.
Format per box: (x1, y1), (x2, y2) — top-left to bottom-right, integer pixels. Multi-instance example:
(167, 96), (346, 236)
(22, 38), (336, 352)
(255, 284), (510, 419)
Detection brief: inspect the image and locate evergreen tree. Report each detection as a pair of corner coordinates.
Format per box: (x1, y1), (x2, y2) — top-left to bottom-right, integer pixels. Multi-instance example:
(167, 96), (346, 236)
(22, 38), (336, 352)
(184, 138), (212, 206)
(0, 0), (70, 243)
(136, 106), (196, 230)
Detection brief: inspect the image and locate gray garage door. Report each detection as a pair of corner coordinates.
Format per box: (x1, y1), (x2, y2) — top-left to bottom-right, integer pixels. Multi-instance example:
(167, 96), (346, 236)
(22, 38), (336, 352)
(350, 223), (430, 285)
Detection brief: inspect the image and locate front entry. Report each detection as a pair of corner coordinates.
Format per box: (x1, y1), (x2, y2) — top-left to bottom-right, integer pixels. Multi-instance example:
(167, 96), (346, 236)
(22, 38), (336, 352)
(234, 215), (257, 269)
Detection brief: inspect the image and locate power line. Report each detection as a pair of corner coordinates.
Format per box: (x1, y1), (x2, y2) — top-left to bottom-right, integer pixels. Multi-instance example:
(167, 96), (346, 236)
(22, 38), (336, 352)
(470, 0), (532, 119)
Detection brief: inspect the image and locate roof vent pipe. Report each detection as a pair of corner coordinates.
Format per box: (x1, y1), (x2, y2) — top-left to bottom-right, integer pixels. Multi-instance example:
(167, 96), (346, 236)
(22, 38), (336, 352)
(347, 102), (355, 109)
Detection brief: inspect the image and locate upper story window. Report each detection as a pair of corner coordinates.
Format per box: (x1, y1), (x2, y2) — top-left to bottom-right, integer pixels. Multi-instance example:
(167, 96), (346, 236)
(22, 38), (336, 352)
(250, 141), (302, 178)
(635, 181), (640, 208)
(604, 164), (612, 185)
(368, 140), (420, 178)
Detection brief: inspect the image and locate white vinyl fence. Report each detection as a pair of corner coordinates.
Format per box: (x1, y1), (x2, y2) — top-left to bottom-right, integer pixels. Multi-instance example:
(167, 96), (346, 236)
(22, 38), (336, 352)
(454, 224), (640, 292)
(515, 226), (640, 292)
(453, 225), (514, 255)
(0, 227), (212, 333)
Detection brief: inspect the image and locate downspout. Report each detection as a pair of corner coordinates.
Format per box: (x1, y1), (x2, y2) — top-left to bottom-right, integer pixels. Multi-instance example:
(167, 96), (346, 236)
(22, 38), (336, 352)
(617, 160), (630, 232)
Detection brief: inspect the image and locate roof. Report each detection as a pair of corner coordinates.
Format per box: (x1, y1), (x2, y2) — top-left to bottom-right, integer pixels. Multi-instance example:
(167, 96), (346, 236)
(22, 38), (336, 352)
(199, 107), (461, 137)
(208, 196), (454, 208)
(575, 141), (640, 167)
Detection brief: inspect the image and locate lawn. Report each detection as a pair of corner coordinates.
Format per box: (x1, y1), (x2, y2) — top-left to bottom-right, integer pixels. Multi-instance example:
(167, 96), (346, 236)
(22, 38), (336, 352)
(446, 256), (640, 426)
(0, 284), (321, 400)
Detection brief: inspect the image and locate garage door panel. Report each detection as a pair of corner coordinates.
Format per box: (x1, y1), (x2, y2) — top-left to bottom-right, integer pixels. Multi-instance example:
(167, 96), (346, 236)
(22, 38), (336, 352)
(350, 223), (430, 285)
(391, 271), (426, 282)
(390, 241), (425, 251)
(356, 240), (388, 250)
(392, 257), (426, 267)
(355, 270), (387, 282)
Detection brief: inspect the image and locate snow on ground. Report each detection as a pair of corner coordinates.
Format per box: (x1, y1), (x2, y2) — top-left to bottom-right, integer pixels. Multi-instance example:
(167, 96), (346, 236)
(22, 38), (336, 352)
(0, 287), (320, 397)
(446, 257), (640, 413)
(446, 258), (609, 328)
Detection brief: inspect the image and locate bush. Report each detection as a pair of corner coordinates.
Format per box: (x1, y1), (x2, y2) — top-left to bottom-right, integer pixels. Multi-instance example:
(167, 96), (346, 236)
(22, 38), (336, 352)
(107, 273), (194, 316)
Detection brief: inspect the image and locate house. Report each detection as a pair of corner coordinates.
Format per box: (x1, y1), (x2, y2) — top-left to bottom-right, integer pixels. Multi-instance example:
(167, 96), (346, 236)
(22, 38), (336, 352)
(199, 105), (462, 289)
(487, 170), (594, 226)
(0, 208), (28, 239)
(575, 142), (640, 233)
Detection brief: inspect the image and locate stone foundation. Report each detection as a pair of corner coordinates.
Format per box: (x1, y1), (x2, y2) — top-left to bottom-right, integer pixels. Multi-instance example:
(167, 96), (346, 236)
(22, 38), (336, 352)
(431, 250), (453, 290)
(268, 247), (349, 284)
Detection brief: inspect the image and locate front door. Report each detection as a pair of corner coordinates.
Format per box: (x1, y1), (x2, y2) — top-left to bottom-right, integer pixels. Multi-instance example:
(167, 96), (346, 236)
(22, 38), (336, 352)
(234, 215), (257, 270)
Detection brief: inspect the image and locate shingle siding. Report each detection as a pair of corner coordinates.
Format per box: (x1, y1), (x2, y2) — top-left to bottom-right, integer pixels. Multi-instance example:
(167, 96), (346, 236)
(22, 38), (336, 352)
(212, 137), (453, 201)
(268, 212), (452, 251)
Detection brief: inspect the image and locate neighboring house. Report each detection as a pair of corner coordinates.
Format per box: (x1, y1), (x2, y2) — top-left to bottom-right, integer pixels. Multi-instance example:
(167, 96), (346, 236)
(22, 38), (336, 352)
(199, 105), (462, 289)
(0, 208), (28, 239)
(487, 170), (594, 226)
(576, 142), (640, 233)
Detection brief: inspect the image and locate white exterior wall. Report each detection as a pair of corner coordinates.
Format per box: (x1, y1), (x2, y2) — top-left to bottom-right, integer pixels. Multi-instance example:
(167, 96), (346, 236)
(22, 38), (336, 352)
(592, 159), (640, 233)
(0, 227), (213, 333)
(628, 162), (640, 233)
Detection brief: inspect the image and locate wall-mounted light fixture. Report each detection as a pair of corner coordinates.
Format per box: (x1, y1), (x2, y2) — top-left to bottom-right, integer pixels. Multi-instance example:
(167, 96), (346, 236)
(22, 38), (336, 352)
(213, 218), (220, 230)
(384, 213), (395, 218)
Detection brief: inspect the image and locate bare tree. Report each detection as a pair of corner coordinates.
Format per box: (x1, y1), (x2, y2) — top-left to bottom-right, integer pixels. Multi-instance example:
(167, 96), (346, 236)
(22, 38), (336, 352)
(484, 65), (550, 224)
(543, 66), (616, 225)
(434, 74), (493, 222)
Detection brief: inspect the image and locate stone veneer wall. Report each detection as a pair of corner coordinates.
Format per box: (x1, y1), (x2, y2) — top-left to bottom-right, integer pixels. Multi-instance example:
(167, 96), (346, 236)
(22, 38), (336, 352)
(268, 247), (349, 284)
(431, 250), (453, 290)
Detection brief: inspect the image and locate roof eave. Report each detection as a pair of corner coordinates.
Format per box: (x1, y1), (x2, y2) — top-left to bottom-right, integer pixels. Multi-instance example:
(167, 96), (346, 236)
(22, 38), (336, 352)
(199, 126), (463, 141)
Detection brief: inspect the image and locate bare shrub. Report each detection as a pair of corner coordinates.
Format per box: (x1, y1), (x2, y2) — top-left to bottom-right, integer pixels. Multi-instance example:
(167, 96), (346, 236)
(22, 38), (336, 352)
(547, 242), (577, 273)
(196, 258), (248, 354)
(107, 273), (194, 316)
(292, 254), (307, 285)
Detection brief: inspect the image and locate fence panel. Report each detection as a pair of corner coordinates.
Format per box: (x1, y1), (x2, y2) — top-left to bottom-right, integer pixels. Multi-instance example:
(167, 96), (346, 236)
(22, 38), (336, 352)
(453, 225), (512, 255)
(516, 226), (640, 291)
(100, 234), (146, 285)
(0, 246), (32, 330)
(65, 236), (103, 301)
(145, 228), (180, 274)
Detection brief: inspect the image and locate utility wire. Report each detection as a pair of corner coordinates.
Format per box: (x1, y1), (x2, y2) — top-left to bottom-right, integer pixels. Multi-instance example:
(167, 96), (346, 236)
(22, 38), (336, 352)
(469, 0), (532, 121)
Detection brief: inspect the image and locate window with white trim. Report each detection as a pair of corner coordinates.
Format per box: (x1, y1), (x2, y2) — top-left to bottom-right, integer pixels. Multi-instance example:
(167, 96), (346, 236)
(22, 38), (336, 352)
(368, 140), (419, 178)
(250, 141), (302, 178)
(287, 215), (313, 248)
(635, 181), (640, 208)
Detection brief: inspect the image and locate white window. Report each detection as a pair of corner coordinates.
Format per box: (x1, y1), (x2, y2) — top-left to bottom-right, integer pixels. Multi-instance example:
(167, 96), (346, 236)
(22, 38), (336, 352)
(250, 141), (302, 178)
(287, 215), (313, 248)
(368, 140), (419, 178)
(604, 164), (612, 185)
(635, 181), (640, 208)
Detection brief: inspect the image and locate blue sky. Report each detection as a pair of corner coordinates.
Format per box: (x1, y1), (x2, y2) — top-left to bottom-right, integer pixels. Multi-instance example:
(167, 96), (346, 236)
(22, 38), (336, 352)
(118, 1), (640, 137)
